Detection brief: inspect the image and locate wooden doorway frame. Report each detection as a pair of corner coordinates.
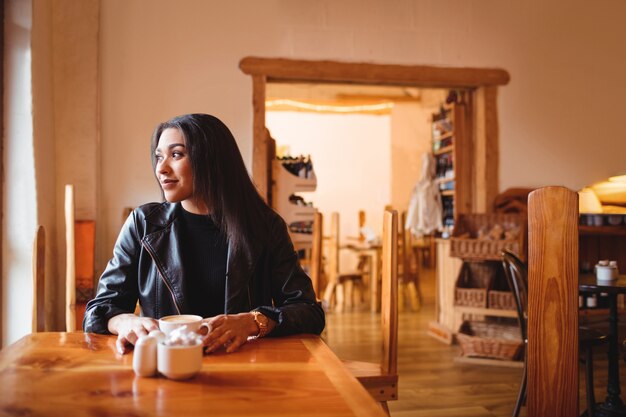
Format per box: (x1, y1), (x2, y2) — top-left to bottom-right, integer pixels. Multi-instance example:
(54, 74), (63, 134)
(239, 56), (509, 212)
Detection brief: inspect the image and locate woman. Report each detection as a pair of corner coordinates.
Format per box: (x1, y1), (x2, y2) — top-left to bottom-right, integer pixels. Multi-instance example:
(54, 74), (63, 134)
(84, 113), (325, 354)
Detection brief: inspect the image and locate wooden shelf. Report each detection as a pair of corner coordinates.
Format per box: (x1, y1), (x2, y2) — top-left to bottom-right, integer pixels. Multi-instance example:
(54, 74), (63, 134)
(579, 225), (626, 236)
(272, 160), (317, 250)
(455, 306), (518, 318)
(441, 190), (454, 197)
(433, 145), (453, 155)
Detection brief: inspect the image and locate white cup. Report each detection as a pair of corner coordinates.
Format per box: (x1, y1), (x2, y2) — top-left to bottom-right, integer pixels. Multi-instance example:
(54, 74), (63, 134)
(157, 341), (203, 380)
(158, 314), (204, 336)
(596, 265), (618, 281)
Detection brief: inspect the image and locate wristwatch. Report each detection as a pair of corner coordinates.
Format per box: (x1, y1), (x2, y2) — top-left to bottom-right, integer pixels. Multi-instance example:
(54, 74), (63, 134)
(251, 311), (270, 338)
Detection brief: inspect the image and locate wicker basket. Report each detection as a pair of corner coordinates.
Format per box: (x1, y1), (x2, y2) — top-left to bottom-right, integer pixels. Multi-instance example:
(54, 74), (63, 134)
(454, 262), (498, 308)
(450, 213), (526, 261)
(488, 290), (517, 310)
(456, 320), (523, 360)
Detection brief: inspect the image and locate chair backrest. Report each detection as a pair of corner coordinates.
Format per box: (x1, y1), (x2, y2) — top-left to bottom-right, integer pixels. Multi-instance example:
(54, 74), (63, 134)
(527, 186), (579, 417)
(357, 210), (366, 242)
(309, 211), (324, 297)
(501, 249), (528, 342)
(381, 209), (399, 375)
(65, 184), (77, 332)
(327, 212), (341, 283)
(32, 225), (46, 332)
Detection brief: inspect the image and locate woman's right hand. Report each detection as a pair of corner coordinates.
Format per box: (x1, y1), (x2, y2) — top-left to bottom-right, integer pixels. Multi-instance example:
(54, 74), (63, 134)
(107, 313), (159, 355)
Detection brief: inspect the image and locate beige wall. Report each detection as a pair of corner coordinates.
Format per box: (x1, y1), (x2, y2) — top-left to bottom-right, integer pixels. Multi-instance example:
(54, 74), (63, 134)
(390, 102), (441, 212)
(97, 0), (626, 276)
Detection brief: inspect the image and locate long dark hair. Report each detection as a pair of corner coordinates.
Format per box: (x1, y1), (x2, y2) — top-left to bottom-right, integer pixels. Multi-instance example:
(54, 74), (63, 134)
(151, 113), (268, 251)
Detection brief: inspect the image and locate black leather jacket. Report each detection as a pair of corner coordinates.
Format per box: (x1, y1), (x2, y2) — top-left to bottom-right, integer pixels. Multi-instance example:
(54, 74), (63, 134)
(83, 202), (325, 336)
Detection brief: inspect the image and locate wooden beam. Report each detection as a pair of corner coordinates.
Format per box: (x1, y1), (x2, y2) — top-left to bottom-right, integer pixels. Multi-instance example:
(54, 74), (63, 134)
(240, 57), (510, 88)
(251, 74), (268, 200)
(527, 186), (579, 417)
(473, 86), (499, 212)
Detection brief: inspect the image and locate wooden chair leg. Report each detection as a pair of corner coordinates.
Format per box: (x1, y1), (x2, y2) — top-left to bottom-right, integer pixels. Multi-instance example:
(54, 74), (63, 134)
(336, 284), (344, 313)
(380, 401), (390, 415)
(344, 281), (353, 310)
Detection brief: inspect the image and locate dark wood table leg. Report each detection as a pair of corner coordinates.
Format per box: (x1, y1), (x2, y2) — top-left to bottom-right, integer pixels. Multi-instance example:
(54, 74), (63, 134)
(595, 294), (626, 417)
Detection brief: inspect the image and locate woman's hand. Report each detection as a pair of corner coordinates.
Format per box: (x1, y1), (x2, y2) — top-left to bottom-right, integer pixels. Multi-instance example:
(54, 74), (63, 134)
(107, 313), (159, 355)
(202, 313), (260, 354)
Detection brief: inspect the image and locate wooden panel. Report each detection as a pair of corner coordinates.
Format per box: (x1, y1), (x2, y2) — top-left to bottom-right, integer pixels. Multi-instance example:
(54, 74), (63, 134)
(75, 220), (95, 330)
(432, 239), (463, 336)
(65, 185), (76, 332)
(240, 57), (510, 88)
(453, 102), (473, 218)
(527, 186), (579, 417)
(579, 233), (626, 273)
(310, 211), (324, 297)
(472, 86), (499, 213)
(251, 74), (268, 200)
(32, 226), (46, 333)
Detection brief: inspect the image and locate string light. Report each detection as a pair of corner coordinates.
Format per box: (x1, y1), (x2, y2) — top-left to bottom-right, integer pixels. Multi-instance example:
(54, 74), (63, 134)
(266, 98), (394, 113)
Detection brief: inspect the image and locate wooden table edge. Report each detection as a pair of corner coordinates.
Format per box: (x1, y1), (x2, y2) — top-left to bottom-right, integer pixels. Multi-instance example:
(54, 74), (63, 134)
(301, 337), (387, 417)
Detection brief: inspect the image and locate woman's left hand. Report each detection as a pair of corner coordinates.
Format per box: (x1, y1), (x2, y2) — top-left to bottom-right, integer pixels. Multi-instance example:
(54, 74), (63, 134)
(202, 313), (258, 353)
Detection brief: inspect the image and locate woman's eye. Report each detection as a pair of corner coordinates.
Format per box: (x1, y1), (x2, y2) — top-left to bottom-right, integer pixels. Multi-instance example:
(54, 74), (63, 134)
(155, 154), (163, 161)
(172, 151), (184, 158)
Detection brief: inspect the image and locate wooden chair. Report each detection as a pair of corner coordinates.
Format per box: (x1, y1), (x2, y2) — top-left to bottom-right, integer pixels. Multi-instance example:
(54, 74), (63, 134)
(309, 211), (324, 298)
(527, 187), (580, 416)
(32, 226), (46, 333)
(65, 184), (96, 331)
(502, 249), (607, 417)
(322, 212), (369, 312)
(399, 211), (421, 312)
(343, 209), (398, 413)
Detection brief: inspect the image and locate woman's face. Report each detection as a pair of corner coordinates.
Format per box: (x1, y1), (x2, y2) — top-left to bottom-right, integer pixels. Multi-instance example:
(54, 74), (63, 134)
(155, 128), (207, 214)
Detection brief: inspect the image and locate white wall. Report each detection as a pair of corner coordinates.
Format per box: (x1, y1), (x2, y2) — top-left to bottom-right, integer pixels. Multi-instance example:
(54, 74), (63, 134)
(2, 0), (37, 345)
(266, 111), (391, 249)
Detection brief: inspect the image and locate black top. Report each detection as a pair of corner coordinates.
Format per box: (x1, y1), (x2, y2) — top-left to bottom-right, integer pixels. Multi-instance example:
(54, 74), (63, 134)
(179, 207), (228, 317)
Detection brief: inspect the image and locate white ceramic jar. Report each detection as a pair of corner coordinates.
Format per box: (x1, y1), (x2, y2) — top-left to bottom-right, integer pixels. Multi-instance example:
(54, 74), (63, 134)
(133, 335), (158, 377)
(596, 262), (618, 281)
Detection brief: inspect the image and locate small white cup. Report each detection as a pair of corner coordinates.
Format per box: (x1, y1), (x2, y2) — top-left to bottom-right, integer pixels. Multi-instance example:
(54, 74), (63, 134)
(158, 314), (204, 336)
(596, 265), (618, 282)
(157, 341), (203, 380)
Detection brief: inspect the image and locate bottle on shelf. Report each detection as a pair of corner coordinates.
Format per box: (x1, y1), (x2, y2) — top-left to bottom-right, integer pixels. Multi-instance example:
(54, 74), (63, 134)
(272, 153), (318, 250)
(277, 155), (314, 179)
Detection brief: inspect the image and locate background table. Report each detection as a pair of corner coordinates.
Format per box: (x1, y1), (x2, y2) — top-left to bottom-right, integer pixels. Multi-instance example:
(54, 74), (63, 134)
(0, 333), (386, 417)
(580, 274), (626, 417)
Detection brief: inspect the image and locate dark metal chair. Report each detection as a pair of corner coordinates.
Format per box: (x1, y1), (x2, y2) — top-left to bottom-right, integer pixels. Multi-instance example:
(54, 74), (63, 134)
(501, 249), (608, 417)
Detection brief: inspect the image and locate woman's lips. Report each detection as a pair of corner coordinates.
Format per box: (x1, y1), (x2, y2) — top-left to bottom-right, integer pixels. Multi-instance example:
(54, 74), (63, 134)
(161, 180), (177, 190)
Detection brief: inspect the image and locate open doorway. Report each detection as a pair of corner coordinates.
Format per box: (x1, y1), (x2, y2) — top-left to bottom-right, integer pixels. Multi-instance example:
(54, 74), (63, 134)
(265, 82), (448, 258)
(240, 56), (509, 312)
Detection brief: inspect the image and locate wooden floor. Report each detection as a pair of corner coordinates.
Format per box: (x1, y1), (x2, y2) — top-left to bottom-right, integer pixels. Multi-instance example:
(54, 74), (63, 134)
(323, 266), (625, 417)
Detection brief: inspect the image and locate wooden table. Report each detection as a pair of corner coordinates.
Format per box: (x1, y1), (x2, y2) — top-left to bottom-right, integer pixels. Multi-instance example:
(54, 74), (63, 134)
(579, 274), (626, 417)
(0, 333), (386, 417)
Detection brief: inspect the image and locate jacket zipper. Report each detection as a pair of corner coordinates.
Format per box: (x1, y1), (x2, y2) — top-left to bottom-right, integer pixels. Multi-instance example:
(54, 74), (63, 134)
(141, 240), (182, 315)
